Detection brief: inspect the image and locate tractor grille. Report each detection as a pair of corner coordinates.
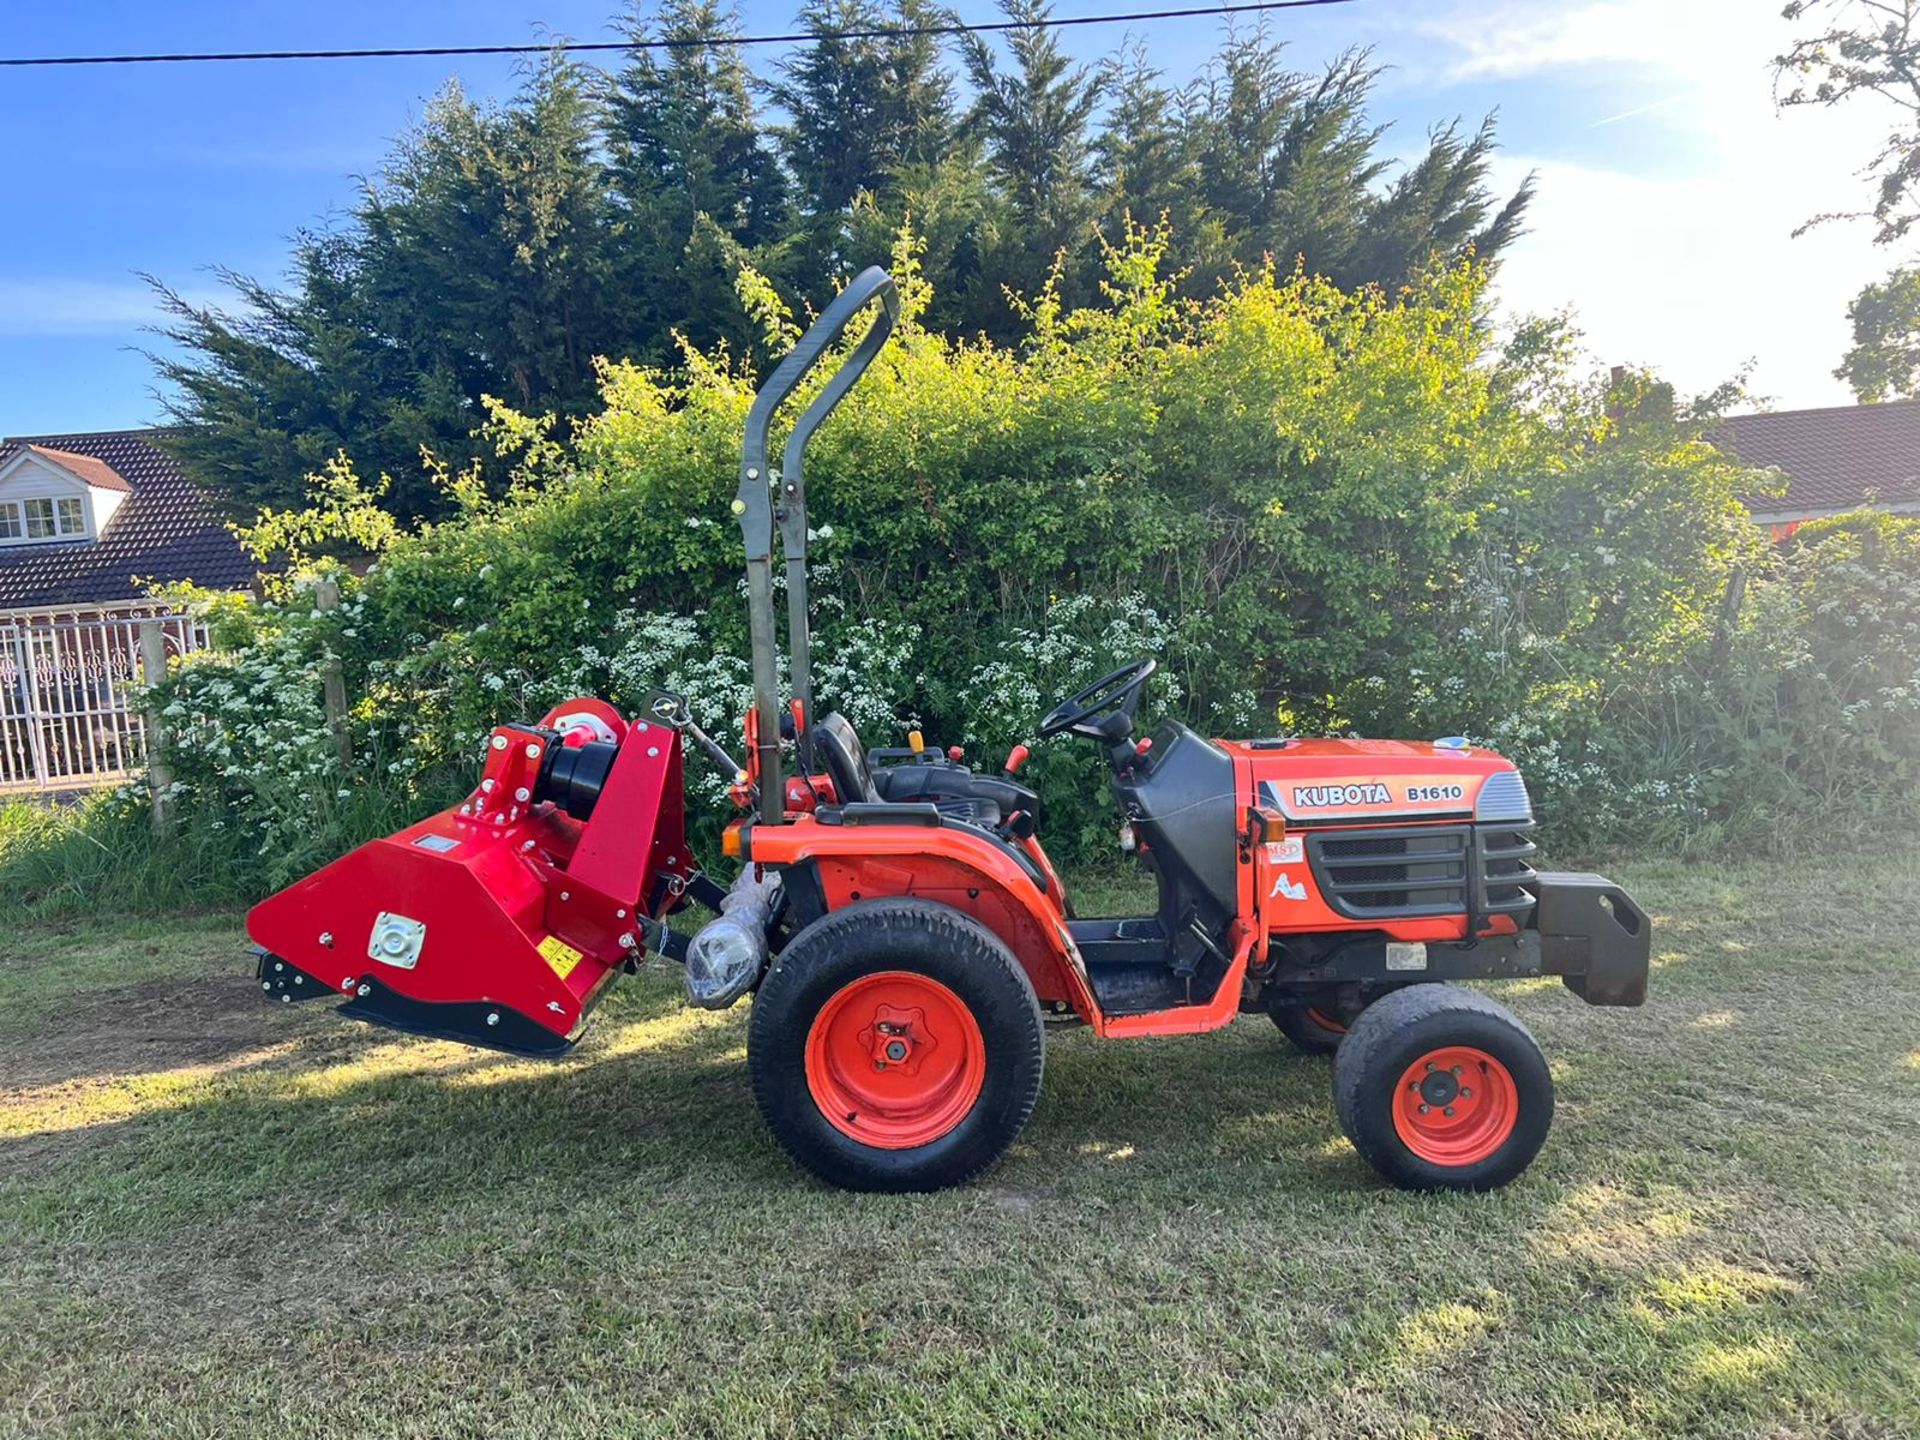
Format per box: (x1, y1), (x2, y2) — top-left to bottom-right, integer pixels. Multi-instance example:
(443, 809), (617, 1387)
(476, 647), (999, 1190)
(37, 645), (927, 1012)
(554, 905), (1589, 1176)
(1307, 823), (1537, 922)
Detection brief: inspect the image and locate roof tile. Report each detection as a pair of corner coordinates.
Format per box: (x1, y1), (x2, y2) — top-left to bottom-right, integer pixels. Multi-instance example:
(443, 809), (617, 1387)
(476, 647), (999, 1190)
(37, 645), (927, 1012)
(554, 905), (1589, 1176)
(0, 429), (256, 609)
(1715, 400), (1920, 517)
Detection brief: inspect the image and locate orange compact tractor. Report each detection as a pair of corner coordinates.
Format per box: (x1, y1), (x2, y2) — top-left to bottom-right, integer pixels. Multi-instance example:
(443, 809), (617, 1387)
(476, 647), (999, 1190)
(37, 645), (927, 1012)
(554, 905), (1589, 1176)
(250, 268), (1651, 1193)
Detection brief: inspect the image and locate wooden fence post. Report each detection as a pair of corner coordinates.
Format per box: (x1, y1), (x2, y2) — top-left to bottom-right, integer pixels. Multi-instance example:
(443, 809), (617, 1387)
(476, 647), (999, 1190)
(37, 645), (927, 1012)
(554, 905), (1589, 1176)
(137, 619), (176, 838)
(314, 580), (354, 771)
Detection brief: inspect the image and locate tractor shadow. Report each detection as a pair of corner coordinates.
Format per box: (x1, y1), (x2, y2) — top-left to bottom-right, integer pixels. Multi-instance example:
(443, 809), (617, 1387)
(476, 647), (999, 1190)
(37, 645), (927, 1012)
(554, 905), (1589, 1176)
(2, 954), (1371, 1223)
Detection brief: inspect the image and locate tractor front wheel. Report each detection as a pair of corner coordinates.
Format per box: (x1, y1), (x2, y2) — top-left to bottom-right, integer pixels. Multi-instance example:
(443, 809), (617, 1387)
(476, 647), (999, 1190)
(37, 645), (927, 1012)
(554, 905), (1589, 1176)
(1271, 1000), (1352, 1056)
(1332, 984), (1553, 1191)
(748, 898), (1045, 1192)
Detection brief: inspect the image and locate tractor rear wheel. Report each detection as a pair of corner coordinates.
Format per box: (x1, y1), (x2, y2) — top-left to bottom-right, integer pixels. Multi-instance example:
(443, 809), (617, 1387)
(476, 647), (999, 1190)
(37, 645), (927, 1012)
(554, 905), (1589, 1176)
(1332, 985), (1553, 1192)
(748, 897), (1045, 1193)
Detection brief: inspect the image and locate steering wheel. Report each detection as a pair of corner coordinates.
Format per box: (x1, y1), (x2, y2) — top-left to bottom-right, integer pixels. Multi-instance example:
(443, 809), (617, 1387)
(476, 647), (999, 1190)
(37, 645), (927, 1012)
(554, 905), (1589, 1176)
(1038, 657), (1158, 739)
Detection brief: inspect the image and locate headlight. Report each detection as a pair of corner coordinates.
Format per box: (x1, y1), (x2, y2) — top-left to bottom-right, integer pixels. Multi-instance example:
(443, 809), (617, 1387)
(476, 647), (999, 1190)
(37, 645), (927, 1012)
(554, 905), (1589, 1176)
(1476, 769), (1533, 823)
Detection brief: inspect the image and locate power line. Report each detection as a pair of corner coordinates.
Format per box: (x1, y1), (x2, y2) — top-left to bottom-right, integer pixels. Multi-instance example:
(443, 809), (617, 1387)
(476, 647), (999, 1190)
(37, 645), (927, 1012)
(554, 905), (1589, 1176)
(0, 0), (1360, 69)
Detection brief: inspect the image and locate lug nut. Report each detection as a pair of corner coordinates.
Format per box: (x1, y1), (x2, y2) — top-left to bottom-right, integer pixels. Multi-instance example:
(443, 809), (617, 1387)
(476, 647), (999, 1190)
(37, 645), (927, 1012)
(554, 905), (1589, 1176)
(1451, 1065), (1462, 1077)
(1461, 1087), (1472, 1098)
(1444, 1106), (1456, 1117)
(486, 1012), (500, 1027)
(1426, 1061), (1437, 1072)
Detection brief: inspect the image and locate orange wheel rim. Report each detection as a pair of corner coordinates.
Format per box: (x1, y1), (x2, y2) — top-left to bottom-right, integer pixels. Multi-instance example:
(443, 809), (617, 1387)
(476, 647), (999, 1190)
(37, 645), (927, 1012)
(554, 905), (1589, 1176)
(1392, 1045), (1519, 1166)
(804, 971), (987, 1150)
(1307, 1007), (1348, 1034)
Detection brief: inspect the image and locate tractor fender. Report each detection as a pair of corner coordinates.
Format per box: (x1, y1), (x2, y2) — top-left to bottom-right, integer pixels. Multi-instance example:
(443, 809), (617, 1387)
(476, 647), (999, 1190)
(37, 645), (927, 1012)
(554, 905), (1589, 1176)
(747, 818), (1095, 1017)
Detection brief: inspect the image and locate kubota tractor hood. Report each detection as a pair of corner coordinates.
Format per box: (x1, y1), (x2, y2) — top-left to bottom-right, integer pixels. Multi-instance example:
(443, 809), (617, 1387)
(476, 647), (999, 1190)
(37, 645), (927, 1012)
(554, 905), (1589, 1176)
(1216, 737), (1531, 827)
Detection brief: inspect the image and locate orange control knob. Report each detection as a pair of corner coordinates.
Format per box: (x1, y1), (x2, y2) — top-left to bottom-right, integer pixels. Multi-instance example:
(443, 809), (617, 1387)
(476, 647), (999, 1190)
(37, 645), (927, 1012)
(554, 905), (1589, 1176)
(948, 745), (965, 762)
(1004, 743), (1030, 774)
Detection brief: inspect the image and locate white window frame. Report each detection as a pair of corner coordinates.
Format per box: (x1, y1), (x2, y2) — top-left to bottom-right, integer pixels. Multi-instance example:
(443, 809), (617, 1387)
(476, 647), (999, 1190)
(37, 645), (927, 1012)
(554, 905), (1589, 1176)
(16, 495), (87, 542)
(0, 500), (20, 540)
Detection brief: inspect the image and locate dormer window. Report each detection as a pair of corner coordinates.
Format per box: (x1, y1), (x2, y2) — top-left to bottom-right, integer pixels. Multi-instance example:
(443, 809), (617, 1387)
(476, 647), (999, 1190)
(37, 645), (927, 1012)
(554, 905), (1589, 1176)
(20, 496), (86, 540)
(0, 444), (132, 548)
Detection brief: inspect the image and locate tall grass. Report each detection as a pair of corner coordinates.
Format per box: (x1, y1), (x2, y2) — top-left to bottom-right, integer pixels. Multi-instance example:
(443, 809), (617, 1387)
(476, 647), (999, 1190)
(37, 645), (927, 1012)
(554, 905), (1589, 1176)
(0, 770), (467, 927)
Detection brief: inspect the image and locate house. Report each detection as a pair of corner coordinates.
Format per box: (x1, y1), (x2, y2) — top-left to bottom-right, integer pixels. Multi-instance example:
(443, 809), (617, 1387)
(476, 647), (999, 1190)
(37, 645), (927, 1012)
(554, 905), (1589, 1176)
(1713, 399), (1920, 539)
(0, 429), (250, 792)
(0, 428), (254, 619)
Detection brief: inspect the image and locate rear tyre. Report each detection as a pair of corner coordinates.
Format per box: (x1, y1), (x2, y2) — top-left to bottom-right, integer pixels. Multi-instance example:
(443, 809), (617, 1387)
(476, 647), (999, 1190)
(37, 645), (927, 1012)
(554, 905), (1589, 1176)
(1332, 984), (1553, 1192)
(748, 897), (1045, 1193)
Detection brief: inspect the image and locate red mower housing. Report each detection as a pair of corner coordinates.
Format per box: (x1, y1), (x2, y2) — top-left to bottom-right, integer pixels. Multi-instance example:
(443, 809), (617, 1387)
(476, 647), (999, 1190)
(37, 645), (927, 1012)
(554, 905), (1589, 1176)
(250, 697), (693, 1054)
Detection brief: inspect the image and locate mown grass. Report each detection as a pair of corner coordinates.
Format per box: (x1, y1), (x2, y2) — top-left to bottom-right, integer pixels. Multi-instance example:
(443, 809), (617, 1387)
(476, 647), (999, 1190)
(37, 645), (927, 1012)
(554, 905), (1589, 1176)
(2, 849), (1917, 1439)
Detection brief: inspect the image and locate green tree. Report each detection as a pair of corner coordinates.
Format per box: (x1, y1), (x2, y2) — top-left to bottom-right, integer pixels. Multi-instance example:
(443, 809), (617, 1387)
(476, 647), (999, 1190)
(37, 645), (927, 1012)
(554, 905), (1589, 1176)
(1092, 42), (1193, 237)
(771, 0), (957, 221)
(604, 0), (789, 356)
(1777, 1), (1920, 395)
(151, 55), (615, 519)
(150, 12), (1539, 520)
(962, 0), (1106, 326)
(1835, 265), (1920, 398)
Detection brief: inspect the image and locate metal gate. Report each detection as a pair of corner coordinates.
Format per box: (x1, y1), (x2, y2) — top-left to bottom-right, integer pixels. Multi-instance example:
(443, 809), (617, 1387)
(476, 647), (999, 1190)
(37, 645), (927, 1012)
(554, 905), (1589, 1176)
(0, 607), (210, 794)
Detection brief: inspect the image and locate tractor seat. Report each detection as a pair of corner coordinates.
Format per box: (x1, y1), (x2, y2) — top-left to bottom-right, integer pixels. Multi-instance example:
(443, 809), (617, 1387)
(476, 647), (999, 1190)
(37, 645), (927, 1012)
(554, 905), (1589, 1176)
(810, 711), (1022, 829)
(811, 711), (880, 802)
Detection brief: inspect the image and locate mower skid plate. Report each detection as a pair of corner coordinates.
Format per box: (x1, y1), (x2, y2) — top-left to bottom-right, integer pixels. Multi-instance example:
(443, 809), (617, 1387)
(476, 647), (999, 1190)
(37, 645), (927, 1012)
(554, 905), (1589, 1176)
(337, 972), (579, 1059)
(1533, 870), (1651, 1007)
(254, 948), (340, 1004)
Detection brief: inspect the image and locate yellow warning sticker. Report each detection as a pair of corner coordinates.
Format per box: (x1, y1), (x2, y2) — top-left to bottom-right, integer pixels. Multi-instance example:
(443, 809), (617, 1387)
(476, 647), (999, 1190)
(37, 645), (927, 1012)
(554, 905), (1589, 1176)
(538, 934), (584, 980)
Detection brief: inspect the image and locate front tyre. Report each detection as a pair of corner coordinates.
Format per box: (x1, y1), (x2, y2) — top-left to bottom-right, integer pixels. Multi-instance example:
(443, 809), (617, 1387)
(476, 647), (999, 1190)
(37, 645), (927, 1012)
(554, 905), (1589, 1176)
(1332, 985), (1553, 1192)
(1271, 1001), (1351, 1056)
(748, 898), (1045, 1193)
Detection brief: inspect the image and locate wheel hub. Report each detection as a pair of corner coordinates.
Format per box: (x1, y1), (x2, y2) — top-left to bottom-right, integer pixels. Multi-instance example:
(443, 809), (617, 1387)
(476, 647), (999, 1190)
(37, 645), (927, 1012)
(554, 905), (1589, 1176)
(1392, 1045), (1518, 1167)
(804, 971), (987, 1150)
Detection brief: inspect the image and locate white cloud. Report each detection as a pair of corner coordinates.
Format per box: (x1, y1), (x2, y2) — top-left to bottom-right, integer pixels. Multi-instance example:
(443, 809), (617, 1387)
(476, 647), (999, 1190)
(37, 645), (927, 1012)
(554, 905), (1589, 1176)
(1418, 0), (1893, 408)
(0, 279), (225, 338)
(1419, 0), (1713, 82)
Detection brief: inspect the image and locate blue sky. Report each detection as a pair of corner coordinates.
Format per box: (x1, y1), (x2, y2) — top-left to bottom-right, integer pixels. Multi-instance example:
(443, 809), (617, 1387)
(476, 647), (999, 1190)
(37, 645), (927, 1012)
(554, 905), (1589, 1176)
(0, 1), (1890, 439)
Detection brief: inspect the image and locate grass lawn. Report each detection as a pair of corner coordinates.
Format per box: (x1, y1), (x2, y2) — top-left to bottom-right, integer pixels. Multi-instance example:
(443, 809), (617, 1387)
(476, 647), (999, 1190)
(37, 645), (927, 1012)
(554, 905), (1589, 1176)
(2, 849), (1918, 1439)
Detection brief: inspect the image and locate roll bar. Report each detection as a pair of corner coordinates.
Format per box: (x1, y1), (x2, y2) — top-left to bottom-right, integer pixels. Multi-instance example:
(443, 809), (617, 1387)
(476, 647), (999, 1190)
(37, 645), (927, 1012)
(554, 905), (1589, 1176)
(734, 266), (900, 822)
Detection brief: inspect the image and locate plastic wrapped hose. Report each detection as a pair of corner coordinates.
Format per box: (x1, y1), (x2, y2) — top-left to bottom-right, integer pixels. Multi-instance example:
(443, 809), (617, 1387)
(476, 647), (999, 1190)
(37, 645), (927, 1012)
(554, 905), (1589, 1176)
(683, 869), (780, 1008)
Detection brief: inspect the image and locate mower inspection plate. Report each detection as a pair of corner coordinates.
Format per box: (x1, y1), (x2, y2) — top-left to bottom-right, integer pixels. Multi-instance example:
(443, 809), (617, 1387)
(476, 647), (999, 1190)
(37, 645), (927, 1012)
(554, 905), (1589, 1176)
(368, 912), (426, 970)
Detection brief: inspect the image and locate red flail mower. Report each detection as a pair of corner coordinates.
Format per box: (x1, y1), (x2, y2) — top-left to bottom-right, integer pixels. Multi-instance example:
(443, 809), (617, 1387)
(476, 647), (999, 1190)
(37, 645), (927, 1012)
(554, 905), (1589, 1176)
(250, 269), (1651, 1193)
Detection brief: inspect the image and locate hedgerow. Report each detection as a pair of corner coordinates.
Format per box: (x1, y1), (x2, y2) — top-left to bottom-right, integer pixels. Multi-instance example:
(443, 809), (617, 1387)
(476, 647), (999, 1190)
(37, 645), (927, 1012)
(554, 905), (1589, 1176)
(6, 227), (1915, 911)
